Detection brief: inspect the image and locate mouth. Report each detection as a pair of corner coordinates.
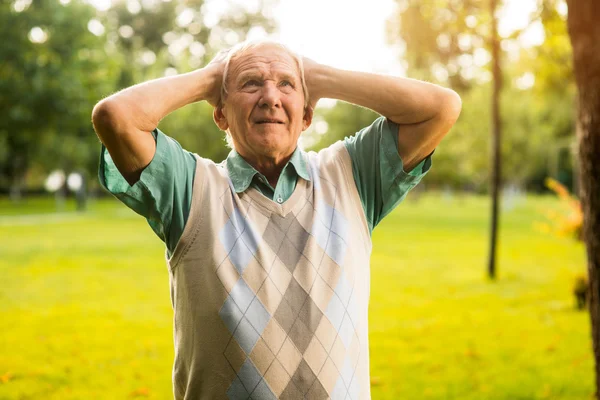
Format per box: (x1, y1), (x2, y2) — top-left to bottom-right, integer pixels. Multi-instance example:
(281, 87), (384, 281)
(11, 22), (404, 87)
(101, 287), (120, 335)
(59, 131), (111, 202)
(255, 119), (285, 124)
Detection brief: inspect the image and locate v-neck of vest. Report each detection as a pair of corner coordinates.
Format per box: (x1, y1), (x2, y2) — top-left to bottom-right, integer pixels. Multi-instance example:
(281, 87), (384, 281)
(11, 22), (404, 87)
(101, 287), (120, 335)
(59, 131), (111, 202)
(243, 177), (308, 217)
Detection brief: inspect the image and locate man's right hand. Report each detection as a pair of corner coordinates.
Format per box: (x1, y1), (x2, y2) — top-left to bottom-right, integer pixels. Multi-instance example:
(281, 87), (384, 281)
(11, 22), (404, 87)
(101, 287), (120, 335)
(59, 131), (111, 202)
(204, 49), (229, 107)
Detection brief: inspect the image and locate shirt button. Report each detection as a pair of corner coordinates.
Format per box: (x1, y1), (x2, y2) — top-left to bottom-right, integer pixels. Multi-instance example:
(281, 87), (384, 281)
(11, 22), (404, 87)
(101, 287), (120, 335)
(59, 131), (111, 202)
(276, 197), (283, 204)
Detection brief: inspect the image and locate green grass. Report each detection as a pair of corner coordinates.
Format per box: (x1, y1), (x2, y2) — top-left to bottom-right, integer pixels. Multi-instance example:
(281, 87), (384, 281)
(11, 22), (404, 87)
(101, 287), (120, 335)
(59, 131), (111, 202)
(0, 194), (593, 399)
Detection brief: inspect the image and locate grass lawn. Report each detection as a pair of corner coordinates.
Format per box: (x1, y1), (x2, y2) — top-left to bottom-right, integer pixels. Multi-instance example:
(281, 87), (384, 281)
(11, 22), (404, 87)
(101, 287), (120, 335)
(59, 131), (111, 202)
(0, 193), (593, 399)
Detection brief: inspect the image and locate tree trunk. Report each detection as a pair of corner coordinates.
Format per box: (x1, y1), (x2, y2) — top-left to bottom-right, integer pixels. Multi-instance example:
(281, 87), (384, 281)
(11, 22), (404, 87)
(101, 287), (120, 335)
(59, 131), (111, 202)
(9, 155), (26, 203)
(488, 0), (502, 280)
(566, 1), (600, 397)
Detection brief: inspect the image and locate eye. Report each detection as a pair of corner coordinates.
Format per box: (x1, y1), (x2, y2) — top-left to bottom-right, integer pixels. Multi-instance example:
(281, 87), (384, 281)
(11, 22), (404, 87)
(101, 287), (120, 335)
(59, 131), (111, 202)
(280, 80), (294, 87)
(243, 79), (261, 87)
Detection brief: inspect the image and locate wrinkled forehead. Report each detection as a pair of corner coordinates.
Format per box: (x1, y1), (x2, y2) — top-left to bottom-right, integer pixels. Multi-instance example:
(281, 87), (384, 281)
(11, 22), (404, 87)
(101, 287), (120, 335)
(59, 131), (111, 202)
(228, 44), (301, 83)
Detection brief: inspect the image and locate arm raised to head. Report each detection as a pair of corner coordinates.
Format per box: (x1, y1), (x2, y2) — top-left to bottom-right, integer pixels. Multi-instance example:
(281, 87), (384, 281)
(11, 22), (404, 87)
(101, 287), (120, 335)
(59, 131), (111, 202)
(304, 59), (462, 172)
(91, 55), (225, 185)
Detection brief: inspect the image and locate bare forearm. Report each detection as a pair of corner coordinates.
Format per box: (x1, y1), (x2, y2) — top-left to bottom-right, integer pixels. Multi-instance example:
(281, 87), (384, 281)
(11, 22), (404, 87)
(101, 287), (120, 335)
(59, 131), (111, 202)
(308, 63), (458, 125)
(92, 67), (218, 135)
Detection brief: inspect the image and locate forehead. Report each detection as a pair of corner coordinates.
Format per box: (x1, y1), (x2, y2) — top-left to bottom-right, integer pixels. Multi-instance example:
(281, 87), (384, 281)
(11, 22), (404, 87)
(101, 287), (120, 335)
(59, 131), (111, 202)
(228, 45), (300, 82)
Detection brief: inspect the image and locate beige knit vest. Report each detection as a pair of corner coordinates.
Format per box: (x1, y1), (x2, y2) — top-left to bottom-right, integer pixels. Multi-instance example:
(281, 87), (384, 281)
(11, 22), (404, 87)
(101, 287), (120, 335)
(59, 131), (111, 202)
(167, 142), (372, 400)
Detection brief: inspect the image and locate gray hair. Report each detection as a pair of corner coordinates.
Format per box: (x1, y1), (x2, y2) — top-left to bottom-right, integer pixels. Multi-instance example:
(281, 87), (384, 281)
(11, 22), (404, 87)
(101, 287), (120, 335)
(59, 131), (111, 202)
(218, 39), (309, 149)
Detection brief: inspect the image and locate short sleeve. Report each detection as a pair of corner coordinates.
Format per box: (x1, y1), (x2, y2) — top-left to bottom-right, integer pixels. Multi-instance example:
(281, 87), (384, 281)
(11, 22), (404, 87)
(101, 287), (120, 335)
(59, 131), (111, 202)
(98, 129), (196, 256)
(343, 116), (432, 233)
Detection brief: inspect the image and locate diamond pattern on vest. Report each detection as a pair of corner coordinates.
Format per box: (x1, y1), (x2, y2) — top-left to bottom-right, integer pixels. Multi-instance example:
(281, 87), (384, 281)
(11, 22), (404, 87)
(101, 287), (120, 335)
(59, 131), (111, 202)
(216, 184), (361, 399)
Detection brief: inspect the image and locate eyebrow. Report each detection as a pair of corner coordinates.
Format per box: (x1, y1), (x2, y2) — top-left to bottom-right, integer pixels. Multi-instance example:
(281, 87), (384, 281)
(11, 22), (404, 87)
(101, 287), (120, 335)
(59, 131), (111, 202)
(237, 71), (298, 85)
(237, 73), (262, 84)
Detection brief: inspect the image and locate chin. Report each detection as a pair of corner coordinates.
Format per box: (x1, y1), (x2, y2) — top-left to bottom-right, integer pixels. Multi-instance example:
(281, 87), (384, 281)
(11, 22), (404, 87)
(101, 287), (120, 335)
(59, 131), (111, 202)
(257, 141), (288, 155)
(251, 133), (290, 151)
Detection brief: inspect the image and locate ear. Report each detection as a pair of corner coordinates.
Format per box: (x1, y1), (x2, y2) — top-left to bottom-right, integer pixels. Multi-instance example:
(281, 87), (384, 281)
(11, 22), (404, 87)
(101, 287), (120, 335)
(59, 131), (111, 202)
(302, 105), (314, 131)
(213, 105), (229, 131)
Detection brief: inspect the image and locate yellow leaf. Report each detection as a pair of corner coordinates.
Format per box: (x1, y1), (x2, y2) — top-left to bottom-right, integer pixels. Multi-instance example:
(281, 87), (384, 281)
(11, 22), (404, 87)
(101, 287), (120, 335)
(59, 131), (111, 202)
(370, 376), (382, 386)
(0, 372), (13, 383)
(130, 387), (150, 397)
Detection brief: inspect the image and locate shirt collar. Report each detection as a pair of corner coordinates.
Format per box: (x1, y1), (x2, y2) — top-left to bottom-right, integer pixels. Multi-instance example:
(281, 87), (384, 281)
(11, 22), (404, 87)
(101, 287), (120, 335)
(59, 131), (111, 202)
(225, 147), (311, 194)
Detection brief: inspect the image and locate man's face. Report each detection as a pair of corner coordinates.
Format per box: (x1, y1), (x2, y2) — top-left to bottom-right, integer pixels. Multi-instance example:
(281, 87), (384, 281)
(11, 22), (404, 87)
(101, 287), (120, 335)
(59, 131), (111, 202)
(217, 45), (311, 162)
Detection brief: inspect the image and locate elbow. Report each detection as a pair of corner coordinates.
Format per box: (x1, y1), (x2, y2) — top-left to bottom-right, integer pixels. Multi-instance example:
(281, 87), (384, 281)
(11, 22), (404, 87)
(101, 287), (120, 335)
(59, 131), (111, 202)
(442, 89), (462, 125)
(433, 89), (462, 138)
(91, 98), (123, 141)
(432, 89), (462, 142)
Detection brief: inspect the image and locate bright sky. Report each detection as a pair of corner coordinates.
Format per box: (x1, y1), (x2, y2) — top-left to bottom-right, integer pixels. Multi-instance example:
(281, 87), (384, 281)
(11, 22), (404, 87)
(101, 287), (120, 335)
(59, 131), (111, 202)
(273, 0), (403, 74)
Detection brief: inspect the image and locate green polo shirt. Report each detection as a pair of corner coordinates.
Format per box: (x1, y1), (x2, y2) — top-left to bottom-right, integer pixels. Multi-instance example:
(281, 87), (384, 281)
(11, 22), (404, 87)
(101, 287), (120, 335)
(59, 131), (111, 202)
(99, 116), (432, 257)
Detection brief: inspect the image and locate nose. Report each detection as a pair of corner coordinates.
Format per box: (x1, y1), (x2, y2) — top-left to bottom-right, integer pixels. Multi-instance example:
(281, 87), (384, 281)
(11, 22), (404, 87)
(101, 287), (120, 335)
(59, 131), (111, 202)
(258, 81), (282, 109)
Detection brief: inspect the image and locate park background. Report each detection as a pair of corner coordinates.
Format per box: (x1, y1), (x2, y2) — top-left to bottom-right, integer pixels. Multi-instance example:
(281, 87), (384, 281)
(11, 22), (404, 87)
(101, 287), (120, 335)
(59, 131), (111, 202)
(0, 0), (592, 399)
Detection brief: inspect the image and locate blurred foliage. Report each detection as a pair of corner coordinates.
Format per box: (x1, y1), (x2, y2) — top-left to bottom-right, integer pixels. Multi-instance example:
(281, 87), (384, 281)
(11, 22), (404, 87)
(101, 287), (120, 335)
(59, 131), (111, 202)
(388, 0), (490, 92)
(389, 0), (575, 192)
(0, 0), (121, 194)
(1, 0), (276, 196)
(308, 102), (380, 150)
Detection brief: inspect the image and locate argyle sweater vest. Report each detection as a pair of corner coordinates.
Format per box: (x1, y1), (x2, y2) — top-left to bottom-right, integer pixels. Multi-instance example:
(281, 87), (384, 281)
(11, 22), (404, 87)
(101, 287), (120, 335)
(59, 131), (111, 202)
(167, 142), (373, 399)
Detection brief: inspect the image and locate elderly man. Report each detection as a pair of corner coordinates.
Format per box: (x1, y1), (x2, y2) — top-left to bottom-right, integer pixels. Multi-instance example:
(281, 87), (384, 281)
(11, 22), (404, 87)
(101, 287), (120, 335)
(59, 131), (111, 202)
(92, 40), (461, 400)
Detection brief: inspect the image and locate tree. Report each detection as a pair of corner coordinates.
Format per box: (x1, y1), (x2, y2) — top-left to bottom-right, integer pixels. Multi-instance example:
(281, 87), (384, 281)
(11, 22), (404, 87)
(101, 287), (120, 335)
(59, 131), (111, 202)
(565, 1), (600, 397)
(387, 0), (505, 278)
(488, 0), (502, 279)
(385, 0), (578, 193)
(0, 0), (126, 196)
(0, 0), (119, 198)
